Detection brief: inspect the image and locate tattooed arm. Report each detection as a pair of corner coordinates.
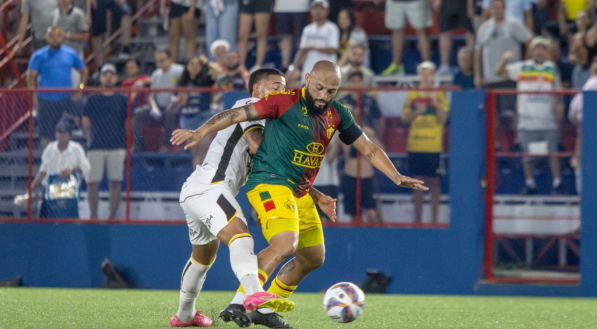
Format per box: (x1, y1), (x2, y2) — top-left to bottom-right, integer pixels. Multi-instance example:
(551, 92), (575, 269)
(351, 133), (428, 191)
(171, 104), (262, 149)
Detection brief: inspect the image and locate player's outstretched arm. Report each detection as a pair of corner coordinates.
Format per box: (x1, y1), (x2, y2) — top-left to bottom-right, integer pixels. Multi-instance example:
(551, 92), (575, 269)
(309, 187), (338, 222)
(171, 104), (262, 150)
(352, 133), (429, 191)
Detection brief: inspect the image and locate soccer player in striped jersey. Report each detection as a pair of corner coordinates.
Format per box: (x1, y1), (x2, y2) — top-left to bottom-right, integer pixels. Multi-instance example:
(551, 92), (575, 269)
(171, 69), (297, 327)
(172, 61), (427, 328)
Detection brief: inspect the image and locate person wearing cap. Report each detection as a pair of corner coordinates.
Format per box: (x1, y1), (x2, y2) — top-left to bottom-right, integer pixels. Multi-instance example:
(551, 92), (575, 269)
(30, 120), (91, 218)
(82, 63), (128, 219)
(210, 39), (231, 71)
(401, 61), (449, 224)
(495, 36), (565, 195)
(27, 26), (88, 150)
(287, 0), (339, 84)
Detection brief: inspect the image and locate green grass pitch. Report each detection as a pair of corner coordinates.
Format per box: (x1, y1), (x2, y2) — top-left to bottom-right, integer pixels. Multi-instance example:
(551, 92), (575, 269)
(1, 288), (596, 328)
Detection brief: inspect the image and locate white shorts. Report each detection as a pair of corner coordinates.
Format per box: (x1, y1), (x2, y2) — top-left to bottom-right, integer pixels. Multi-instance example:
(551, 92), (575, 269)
(87, 149), (126, 183)
(385, 0), (432, 30)
(179, 181), (246, 245)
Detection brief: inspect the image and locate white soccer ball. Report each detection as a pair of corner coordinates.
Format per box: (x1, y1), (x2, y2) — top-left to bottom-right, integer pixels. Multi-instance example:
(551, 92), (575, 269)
(323, 282), (365, 323)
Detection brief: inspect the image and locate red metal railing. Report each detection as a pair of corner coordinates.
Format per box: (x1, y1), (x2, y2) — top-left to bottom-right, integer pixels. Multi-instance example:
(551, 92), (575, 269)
(484, 89), (582, 285)
(0, 86), (457, 228)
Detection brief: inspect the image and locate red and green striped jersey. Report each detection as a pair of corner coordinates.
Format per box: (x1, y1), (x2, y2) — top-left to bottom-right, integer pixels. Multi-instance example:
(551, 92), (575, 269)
(247, 87), (362, 197)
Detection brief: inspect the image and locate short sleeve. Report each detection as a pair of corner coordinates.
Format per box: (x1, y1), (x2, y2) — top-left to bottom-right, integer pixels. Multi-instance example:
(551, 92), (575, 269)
(72, 52), (84, 70)
(512, 21), (532, 43)
(39, 145), (51, 173)
(150, 71), (159, 87)
(241, 120), (265, 135)
(402, 92), (415, 117)
(252, 91), (300, 119)
(299, 26), (308, 49)
(29, 52), (41, 72)
(328, 24), (340, 50)
(334, 101), (363, 145)
(506, 62), (523, 81)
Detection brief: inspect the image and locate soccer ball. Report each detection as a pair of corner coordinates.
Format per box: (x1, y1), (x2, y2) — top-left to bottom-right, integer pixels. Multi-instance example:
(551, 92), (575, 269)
(323, 282), (365, 323)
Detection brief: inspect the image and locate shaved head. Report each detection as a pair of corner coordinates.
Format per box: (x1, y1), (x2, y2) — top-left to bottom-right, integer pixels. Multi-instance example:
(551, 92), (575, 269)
(304, 61), (342, 115)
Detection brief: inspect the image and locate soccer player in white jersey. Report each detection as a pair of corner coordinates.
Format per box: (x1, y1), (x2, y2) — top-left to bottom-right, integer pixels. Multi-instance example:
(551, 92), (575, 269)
(171, 69), (293, 327)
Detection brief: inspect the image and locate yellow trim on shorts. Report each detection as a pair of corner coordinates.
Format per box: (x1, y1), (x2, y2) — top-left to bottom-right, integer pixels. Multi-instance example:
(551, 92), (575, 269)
(190, 253), (216, 268)
(228, 233), (252, 246)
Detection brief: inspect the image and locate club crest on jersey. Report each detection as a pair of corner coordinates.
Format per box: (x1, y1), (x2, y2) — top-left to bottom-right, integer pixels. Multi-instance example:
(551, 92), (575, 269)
(327, 124), (336, 139)
(284, 200), (296, 212)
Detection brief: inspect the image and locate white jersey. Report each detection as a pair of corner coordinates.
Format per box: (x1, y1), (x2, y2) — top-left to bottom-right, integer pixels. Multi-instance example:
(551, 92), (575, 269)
(185, 97), (265, 196)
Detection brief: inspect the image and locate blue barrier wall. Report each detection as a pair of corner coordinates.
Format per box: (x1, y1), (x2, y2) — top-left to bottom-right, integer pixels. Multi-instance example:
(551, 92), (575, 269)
(1, 91), (596, 296)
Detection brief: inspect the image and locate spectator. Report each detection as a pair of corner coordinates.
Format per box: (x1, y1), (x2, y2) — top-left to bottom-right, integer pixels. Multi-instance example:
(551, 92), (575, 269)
(287, 0), (339, 83)
(274, 0), (310, 70)
(51, 0), (89, 59)
(340, 44), (376, 87)
(336, 8), (369, 68)
(569, 10), (592, 88)
(338, 71), (383, 132)
(122, 58), (151, 151)
(401, 61), (448, 223)
(475, 0), (532, 89)
(481, 0), (534, 33)
(31, 120), (91, 218)
(209, 39), (231, 72)
(569, 63), (597, 195)
(215, 50), (249, 91)
(146, 50), (184, 153)
(434, 0), (475, 76)
(176, 56), (217, 168)
(237, 0), (272, 70)
(453, 47), (475, 90)
(160, 0), (200, 62)
(14, 0), (58, 53)
(558, 0), (590, 40)
(88, 0), (132, 75)
(205, 0), (238, 62)
(82, 64), (128, 220)
(27, 26), (88, 149)
(312, 136), (341, 222)
(51, 0), (90, 91)
(341, 126), (382, 223)
(378, 0), (432, 76)
(532, 0), (549, 35)
(495, 37), (564, 194)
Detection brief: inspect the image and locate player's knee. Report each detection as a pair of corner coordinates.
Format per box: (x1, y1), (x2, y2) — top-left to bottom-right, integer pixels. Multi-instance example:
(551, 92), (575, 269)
(270, 240), (298, 261)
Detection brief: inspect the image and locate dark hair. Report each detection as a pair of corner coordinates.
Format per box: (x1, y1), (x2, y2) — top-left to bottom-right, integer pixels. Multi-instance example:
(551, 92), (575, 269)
(177, 56), (207, 87)
(248, 68), (285, 95)
(125, 57), (141, 68)
(347, 70), (364, 81)
(155, 49), (171, 58)
(338, 8), (355, 35)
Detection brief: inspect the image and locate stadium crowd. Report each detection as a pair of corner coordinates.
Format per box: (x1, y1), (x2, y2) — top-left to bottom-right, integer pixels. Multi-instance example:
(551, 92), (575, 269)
(1, 0), (592, 221)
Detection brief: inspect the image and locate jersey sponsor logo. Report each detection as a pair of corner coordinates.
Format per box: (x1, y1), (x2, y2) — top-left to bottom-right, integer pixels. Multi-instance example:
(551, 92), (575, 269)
(264, 90), (296, 101)
(298, 123), (309, 130)
(204, 215), (213, 229)
(284, 200), (296, 212)
(292, 143), (325, 169)
(307, 142), (325, 154)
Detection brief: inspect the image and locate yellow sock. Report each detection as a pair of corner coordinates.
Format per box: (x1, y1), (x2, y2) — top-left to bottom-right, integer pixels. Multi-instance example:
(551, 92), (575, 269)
(237, 268), (269, 294)
(267, 277), (297, 298)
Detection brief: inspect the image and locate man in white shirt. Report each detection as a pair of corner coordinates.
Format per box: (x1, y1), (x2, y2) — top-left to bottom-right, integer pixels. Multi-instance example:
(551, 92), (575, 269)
(136, 50), (184, 152)
(287, 0), (339, 84)
(496, 36), (565, 195)
(31, 121), (91, 217)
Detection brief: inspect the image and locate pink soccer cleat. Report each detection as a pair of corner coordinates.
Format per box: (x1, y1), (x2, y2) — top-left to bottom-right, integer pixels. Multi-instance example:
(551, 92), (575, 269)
(170, 311), (213, 327)
(243, 292), (295, 313)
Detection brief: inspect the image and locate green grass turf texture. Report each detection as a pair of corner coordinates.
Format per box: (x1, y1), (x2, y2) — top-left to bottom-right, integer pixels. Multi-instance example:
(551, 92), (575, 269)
(1, 288), (596, 328)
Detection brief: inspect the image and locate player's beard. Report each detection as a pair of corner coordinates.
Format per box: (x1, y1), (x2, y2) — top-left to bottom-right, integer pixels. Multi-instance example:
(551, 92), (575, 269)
(305, 84), (330, 115)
